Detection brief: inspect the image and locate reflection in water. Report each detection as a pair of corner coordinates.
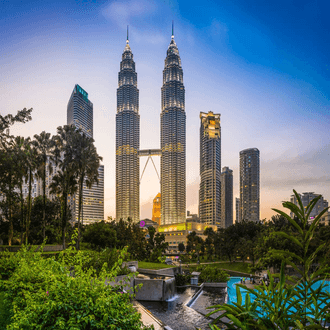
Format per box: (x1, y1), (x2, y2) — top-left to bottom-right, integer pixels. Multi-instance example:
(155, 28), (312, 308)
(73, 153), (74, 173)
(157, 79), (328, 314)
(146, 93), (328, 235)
(139, 287), (212, 330)
(192, 288), (226, 320)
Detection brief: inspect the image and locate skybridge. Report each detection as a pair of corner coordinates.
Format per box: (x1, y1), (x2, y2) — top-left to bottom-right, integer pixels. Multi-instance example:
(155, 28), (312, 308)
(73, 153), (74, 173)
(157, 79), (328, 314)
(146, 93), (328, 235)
(138, 149), (161, 184)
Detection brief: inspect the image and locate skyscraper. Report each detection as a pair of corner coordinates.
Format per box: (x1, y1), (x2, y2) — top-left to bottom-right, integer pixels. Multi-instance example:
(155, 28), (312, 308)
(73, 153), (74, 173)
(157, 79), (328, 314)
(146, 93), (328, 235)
(67, 84), (104, 224)
(221, 166), (233, 228)
(67, 84), (93, 139)
(239, 148), (260, 222)
(116, 36), (140, 222)
(152, 193), (161, 225)
(160, 28), (186, 225)
(235, 197), (240, 223)
(199, 111), (221, 226)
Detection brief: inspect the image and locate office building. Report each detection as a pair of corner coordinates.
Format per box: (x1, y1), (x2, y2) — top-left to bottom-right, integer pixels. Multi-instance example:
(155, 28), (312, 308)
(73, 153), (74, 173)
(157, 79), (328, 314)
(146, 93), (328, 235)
(67, 84), (104, 223)
(160, 29), (186, 224)
(290, 192), (329, 223)
(152, 193), (161, 225)
(239, 148), (260, 222)
(221, 166), (233, 228)
(199, 111), (221, 226)
(235, 197), (240, 223)
(116, 36), (140, 222)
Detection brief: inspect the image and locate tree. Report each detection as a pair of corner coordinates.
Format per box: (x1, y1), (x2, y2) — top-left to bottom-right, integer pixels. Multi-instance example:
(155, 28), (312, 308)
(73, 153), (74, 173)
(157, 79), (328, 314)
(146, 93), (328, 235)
(178, 242), (185, 253)
(33, 131), (54, 241)
(72, 132), (102, 250)
(50, 125), (78, 249)
(83, 221), (117, 250)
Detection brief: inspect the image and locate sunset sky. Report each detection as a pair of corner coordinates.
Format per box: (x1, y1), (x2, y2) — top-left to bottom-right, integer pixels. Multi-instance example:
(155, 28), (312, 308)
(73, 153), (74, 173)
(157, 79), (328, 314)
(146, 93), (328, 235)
(1, 0), (329, 221)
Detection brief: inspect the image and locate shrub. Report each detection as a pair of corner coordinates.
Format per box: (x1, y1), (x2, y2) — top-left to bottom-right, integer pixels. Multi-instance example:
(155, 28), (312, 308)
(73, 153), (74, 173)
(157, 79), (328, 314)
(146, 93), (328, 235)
(175, 273), (191, 286)
(1, 235), (151, 329)
(197, 265), (229, 283)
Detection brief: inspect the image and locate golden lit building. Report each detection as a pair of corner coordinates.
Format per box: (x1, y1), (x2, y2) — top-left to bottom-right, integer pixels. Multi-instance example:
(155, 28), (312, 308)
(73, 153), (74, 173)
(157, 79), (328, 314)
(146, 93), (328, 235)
(158, 221), (217, 252)
(152, 193), (161, 225)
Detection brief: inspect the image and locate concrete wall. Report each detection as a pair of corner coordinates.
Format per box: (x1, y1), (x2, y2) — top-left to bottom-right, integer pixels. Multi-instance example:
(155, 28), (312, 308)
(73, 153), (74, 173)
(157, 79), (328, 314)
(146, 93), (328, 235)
(137, 266), (180, 277)
(106, 275), (135, 293)
(135, 278), (165, 301)
(203, 282), (227, 288)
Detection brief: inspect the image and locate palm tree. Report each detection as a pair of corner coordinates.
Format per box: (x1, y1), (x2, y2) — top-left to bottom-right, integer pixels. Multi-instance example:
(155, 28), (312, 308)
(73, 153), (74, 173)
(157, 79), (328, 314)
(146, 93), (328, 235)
(33, 131), (54, 241)
(50, 125), (78, 249)
(73, 132), (102, 250)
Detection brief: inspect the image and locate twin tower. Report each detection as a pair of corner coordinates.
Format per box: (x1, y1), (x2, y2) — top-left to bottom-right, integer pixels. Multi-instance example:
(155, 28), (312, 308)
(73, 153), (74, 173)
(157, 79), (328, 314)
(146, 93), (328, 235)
(116, 30), (186, 225)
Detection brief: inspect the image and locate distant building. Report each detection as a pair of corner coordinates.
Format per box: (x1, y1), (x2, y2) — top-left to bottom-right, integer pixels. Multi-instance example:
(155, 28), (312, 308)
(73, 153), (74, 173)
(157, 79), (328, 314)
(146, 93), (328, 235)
(187, 210), (200, 223)
(152, 193), (161, 225)
(158, 221), (217, 253)
(67, 84), (104, 224)
(235, 197), (240, 223)
(199, 111), (221, 227)
(221, 167), (233, 228)
(290, 192), (329, 224)
(239, 148), (260, 222)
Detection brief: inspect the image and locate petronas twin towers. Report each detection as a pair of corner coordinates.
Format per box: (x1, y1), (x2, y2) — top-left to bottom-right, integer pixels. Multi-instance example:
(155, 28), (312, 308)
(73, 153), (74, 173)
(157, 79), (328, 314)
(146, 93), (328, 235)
(116, 29), (185, 224)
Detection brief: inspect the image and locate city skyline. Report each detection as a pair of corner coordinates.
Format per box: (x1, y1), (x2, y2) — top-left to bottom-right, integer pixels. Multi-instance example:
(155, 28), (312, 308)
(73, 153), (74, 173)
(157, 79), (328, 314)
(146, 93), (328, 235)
(1, 0), (329, 221)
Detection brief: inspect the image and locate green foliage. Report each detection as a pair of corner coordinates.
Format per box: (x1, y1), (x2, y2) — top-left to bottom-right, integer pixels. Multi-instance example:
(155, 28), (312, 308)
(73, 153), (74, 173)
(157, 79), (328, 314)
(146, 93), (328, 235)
(83, 221), (117, 250)
(0, 237), (152, 329)
(196, 265), (229, 283)
(174, 273), (191, 286)
(207, 190), (330, 329)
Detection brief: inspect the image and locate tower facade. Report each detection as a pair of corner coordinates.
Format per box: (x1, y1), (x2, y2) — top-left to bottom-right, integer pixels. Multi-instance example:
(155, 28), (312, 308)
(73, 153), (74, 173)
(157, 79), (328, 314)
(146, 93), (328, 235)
(199, 111), (221, 226)
(67, 84), (104, 224)
(220, 166), (233, 228)
(152, 193), (161, 225)
(235, 197), (240, 223)
(116, 38), (140, 222)
(67, 84), (93, 139)
(239, 148), (260, 222)
(160, 32), (186, 225)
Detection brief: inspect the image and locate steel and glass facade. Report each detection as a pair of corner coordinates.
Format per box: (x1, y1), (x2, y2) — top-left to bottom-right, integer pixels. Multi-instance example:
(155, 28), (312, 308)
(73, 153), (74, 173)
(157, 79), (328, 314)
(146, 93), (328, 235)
(199, 111), (221, 226)
(239, 148), (260, 222)
(221, 166), (233, 228)
(67, 84), (104, 224)
(160, 34), (186, 225)
(116, 40), (140, 222)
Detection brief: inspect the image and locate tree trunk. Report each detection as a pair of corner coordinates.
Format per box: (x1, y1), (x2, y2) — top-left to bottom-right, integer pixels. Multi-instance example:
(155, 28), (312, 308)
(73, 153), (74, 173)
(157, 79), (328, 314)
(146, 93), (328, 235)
(77, 176), (83, 251)
(20, 182), (24, 245)
(42, 159), (46, 241)
(8, 172), (13, 246)
(26, 168), (32, 244)
(62, 194), (67, 250)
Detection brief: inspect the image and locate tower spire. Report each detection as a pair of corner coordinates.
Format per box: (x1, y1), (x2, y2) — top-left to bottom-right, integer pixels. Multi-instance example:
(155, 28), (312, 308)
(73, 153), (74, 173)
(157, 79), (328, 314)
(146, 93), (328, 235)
(127, 25), (129, 43)
(171, 20), (174, 38)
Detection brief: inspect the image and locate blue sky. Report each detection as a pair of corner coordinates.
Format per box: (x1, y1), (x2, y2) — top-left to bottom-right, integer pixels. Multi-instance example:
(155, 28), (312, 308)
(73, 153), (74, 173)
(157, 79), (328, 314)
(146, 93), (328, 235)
(1, 0), (329, 220)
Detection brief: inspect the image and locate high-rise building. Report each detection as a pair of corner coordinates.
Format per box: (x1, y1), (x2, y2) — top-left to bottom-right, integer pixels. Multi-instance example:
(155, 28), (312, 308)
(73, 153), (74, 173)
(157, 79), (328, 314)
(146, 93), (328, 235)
(239, 148), (260, 222)
(67, 84), (104, 224)
(199, 111), (221, 226)
(235, 197), (240, 223)
(221, 166), (233, 228)
(290, 192), (329, 223)
(152, 193), (161, 225)
(116, 36), (140, 222)
(67, 84), (93, 138)
(160, 29), (186, 225)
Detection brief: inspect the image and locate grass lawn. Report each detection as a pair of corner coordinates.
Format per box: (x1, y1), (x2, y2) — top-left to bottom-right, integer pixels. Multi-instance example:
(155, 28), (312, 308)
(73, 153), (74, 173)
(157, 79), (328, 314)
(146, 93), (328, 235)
(138, 261), (174, 270)
(188, 262), (251, 274)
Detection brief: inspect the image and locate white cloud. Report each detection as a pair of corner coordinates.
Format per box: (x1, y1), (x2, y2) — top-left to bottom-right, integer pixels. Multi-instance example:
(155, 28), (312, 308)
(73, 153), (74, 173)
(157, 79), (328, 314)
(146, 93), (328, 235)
(102, 0), (157, 28)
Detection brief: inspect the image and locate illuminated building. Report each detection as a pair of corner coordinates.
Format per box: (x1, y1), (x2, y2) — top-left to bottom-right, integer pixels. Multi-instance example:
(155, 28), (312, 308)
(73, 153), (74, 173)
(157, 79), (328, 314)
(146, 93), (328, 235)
(152, 193), (161, 225)
(116, 35), (140, 222)
(290, 192), (329, 224)
(67, 84), (93, 139)
(221, 166), (233, 228)
(67, 84), (104, 224)
(235, 197), (240, 223)
(158, 221), (217, 252)
(199, 111), (221, 227)
(160, 27), (186, 225)
(239, 148), (260, 222)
